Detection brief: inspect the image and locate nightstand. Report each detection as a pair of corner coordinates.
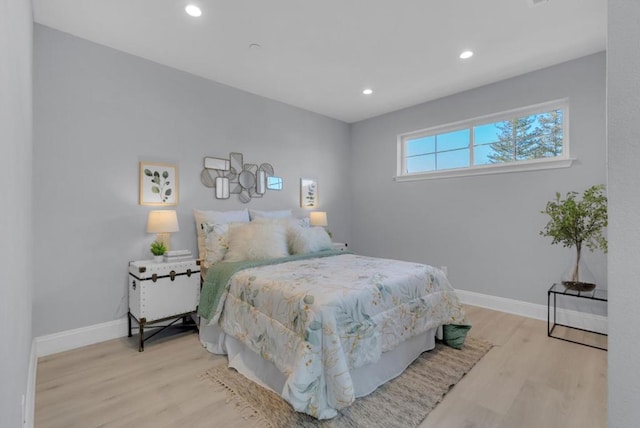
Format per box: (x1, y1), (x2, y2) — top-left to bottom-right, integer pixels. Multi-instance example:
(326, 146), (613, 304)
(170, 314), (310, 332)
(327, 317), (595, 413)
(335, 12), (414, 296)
(547, 283), (607, 351)
(332, 242), (348, 251)
(128, 259), (201, 351)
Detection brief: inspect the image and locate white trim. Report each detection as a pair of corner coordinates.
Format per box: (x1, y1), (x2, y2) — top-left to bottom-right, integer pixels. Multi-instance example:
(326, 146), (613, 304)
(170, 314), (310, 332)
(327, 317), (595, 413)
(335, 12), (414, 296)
(401, 98), (570, 139)
(24, 339), (36, 428)
(36, 318), (128, 357)
(32, 289), (607, 358)
(456, 289), (608, 334)
(394, 157), (574, 181)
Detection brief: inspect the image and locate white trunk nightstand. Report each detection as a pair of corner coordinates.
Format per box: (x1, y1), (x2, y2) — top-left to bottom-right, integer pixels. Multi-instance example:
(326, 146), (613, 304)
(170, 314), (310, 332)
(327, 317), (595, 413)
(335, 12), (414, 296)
(128, 259), (201, 351)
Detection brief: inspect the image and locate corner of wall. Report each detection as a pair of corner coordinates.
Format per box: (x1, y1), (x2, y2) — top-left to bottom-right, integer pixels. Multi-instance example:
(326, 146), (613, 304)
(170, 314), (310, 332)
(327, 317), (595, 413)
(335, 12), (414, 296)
(25, 339), (37, 428)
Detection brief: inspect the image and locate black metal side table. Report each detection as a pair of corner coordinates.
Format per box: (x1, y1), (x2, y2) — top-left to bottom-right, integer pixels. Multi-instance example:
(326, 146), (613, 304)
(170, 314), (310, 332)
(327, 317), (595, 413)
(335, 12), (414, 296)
(547, 283), (608, 351)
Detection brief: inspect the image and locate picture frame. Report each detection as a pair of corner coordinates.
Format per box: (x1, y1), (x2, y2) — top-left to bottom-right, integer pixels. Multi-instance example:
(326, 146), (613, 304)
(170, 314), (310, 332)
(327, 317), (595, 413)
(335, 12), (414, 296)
(139, 162), (178, 206)
(300, 178), (318, 208)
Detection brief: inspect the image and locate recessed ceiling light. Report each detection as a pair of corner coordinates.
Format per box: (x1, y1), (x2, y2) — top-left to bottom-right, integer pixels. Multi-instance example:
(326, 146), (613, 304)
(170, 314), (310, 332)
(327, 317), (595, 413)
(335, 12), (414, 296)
(362, 88), (373, 95)
(185, 4), (202, 17)
(459, 50), (474, 59)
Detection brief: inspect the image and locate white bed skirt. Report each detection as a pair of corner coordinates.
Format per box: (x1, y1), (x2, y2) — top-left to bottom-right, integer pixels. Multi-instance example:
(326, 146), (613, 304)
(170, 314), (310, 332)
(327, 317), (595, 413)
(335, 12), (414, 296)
(200, 320), (442, 400)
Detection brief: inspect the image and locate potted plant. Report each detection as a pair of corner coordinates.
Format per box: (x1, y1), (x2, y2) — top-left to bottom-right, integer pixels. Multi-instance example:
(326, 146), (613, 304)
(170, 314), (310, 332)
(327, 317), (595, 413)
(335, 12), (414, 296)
(540, 185), (608, 291)
(150, 240), (167, 262)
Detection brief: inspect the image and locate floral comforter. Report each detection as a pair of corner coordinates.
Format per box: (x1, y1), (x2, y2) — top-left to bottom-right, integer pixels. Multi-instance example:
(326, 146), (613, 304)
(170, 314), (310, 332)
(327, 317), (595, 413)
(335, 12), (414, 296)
(203, 253), (467, 419)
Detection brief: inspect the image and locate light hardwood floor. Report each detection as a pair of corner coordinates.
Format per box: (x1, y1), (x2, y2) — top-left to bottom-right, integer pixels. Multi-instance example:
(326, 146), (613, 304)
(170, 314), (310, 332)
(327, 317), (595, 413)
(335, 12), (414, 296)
(35, 306), (607, 428)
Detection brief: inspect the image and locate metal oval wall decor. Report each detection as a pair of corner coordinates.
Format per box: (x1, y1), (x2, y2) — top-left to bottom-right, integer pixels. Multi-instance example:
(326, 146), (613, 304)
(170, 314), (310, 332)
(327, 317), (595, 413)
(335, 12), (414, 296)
(201, 153), (282, 203)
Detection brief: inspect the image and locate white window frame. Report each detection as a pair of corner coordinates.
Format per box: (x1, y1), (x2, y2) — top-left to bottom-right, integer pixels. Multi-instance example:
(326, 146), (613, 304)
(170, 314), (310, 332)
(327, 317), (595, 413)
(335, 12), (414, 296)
(395, 99), (573, 181)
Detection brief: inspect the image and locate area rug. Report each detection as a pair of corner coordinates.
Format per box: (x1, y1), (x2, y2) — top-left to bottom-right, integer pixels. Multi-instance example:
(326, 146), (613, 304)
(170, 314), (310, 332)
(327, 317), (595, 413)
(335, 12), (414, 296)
(201, 337), (492, 428)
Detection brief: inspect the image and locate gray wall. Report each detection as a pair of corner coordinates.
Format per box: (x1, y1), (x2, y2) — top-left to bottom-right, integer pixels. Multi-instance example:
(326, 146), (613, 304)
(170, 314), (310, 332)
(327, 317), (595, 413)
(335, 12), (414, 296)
(607, 1), (640, 426)
(350, 53), (606, 307)
(0, 0), (33, 425)
(33, 25), (351, 337)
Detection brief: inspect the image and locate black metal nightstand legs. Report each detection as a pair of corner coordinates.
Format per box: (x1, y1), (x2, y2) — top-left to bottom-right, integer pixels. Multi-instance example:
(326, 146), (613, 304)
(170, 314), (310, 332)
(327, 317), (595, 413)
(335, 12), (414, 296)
(547, 283), (607, 351)
(128, 311), (198, 352)
(127, 311), (132, 338)
(138, 319), (144, 352)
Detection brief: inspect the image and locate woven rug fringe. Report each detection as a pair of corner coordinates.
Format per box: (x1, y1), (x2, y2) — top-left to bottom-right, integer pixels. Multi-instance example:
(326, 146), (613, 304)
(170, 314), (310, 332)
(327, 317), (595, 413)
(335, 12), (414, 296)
(200, 337), (492, 428)
(200, 370), (275, 428)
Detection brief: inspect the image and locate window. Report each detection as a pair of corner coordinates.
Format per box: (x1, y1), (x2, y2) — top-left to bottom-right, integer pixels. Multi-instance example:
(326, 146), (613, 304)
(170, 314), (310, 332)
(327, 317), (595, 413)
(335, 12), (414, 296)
(397, 100), (571, 180)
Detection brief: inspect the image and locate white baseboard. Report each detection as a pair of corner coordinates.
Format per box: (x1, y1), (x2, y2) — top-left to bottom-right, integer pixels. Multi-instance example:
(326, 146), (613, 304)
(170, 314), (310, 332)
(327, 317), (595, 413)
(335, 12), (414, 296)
(456, 289), (608, 334)
(36, 318), (128, 357)
(24, 339), (36, 428)
(33, 290), (607, 358)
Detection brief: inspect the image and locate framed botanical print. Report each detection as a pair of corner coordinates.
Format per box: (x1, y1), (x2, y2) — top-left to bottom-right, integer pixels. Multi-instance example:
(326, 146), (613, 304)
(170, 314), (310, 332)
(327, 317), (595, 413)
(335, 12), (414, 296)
(139, 162), (178, 206)
(300, 178), (318, 208)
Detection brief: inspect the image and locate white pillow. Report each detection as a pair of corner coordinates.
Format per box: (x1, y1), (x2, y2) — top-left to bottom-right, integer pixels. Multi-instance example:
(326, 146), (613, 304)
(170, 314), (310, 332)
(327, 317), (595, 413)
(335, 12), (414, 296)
(252, 216), (309, 226)
(251, 217), (311, 253)
(289, 226), (332, 255)
(223, 223), (289, 262)
(249, 209), (293, 220)
(193, 209), (250, 259)
(294, 217), (311, 228)
(202, 223), (231, 268)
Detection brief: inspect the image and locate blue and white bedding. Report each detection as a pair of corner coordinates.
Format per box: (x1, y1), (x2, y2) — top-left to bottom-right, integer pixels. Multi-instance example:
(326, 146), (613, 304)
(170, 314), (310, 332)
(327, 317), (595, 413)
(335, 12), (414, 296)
(199, 252), (468, 419)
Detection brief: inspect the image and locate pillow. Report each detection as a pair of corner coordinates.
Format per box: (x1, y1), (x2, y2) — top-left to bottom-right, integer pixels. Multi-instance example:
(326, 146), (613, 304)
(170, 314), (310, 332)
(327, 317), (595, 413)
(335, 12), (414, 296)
(288, 226), (332, 255)
(251, 217), (312, 252)
(249, 209), (293, 220)
(201, 223), (231, 268)
(193, 209), (250, 259)
(252, 216), (310, 227)
(223, 223), (289, 262)
(294, 217), (311, 228)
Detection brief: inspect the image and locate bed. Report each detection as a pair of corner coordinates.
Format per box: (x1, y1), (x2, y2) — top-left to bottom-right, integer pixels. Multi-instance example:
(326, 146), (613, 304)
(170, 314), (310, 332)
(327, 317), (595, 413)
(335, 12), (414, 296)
(194, 208), (469, 419)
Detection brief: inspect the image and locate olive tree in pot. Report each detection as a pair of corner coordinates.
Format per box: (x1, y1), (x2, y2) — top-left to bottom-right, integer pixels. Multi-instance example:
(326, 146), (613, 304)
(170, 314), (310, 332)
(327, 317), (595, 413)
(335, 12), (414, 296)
(540, 185), (608, 291)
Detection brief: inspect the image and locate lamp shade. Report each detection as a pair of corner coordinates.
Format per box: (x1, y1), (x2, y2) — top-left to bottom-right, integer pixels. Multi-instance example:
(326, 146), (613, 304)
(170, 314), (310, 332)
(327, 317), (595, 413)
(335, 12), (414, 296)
(146, 210), (179, 233)
(309, 211), (328, 227)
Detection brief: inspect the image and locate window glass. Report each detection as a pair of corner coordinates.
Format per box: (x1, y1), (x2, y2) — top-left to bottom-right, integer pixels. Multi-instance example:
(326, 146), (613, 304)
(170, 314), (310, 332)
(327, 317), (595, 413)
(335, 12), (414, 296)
(473, 144), (497, 166)
(474, 123), (501, 145)
(406, 154), (435, 173)
(406, 136), (435, 157)
(399, 102), (567, 176)
(436, 129), (469, 152)
(438, 148), (470, 170)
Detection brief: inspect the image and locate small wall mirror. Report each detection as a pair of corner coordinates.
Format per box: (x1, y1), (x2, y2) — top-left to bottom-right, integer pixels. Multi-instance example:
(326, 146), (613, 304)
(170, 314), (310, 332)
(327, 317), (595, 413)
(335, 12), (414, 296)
(229, 153), (243, 175)
(238, 170), (256, 189)
(256, 170), (266, 194)
(215, 177), (230, 199)
(204, 157), (230, 171)
(267, 176), (283, 190)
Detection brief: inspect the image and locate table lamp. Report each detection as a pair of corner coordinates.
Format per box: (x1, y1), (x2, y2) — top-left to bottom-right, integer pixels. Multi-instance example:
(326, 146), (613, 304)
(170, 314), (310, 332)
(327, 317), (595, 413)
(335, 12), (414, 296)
(310, 211), (332, 238)
(309, 211), (328, 227)
(147, 210), (179, 250)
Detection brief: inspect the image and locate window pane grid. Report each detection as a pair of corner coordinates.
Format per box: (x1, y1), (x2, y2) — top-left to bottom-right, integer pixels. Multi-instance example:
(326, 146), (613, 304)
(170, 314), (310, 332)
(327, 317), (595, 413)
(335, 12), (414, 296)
(402, 103), (566, 175)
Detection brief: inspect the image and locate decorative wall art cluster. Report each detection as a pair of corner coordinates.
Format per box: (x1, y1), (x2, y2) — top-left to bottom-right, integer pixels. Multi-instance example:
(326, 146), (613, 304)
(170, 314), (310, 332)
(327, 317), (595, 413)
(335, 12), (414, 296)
(200, 153), (282, 203)
(139, 162), (178, 206)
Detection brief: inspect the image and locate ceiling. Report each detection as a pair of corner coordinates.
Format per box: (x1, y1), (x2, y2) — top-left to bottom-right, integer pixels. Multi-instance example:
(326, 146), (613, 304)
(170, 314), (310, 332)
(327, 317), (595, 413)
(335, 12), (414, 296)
(33, 0), (606, 123)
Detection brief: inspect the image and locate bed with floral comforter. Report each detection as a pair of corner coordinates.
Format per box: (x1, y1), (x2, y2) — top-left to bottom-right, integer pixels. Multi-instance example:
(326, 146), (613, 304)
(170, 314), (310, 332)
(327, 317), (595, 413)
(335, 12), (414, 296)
(198, 251), (468, 419)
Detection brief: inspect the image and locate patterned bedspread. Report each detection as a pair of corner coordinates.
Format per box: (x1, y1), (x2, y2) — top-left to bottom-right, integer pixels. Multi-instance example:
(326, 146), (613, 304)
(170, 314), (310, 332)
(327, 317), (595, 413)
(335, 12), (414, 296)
(202, 253), (467, 419)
